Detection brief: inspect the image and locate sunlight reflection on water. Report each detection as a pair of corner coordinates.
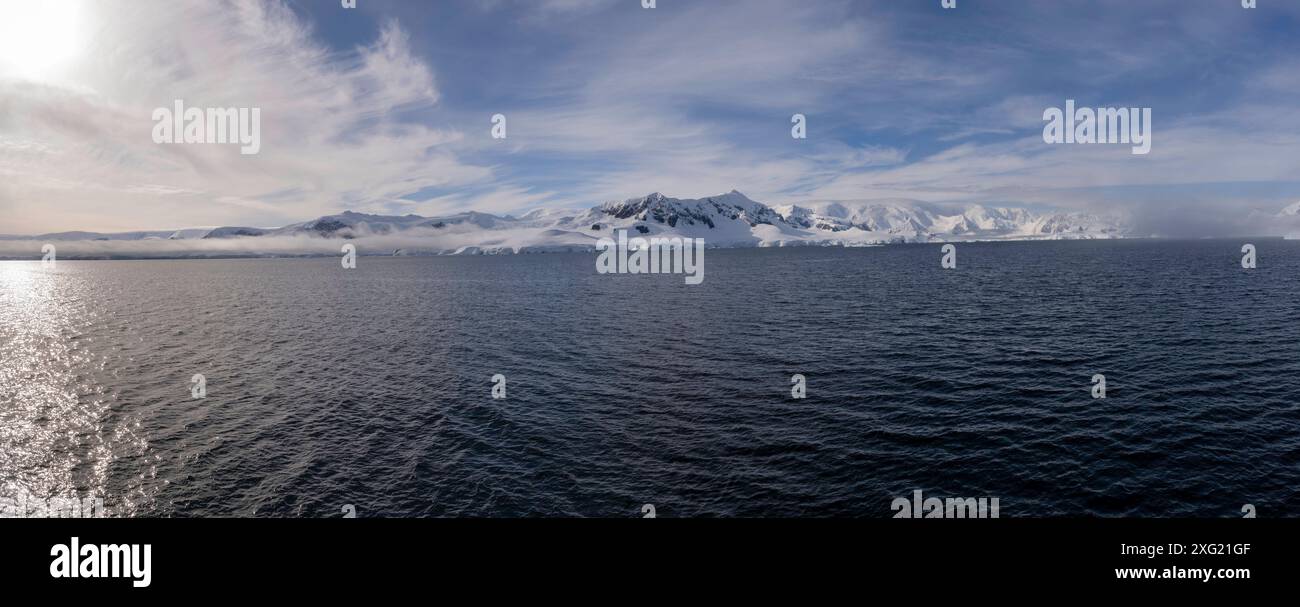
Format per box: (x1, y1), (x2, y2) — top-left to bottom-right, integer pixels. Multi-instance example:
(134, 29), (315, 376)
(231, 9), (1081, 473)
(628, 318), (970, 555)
(0, 262), (151, 517)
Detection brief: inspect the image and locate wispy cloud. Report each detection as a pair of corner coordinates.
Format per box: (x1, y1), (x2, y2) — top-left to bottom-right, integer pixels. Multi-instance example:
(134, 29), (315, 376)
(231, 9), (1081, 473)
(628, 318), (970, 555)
(1, 0), (486, 234)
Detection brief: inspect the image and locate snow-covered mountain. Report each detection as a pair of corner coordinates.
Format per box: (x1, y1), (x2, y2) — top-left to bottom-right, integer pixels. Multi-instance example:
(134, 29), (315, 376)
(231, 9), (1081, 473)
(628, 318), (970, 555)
(0, 191), (1135, 257)
(771, 199), (1123, 242)
(551, 191), (1128, 246)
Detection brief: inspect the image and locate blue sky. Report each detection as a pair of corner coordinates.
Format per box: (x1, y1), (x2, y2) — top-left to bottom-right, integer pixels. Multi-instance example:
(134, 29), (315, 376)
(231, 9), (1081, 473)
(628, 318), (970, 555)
(2, 0), (1299, 234)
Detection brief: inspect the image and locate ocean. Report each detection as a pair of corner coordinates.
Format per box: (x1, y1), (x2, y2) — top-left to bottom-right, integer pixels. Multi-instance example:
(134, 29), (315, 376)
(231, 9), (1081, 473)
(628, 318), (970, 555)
(2, 239), (1298, 517)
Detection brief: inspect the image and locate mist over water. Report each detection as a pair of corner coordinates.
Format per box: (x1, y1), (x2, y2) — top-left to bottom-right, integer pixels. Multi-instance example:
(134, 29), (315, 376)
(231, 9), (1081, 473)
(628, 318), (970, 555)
(2, 240), (1298, 517)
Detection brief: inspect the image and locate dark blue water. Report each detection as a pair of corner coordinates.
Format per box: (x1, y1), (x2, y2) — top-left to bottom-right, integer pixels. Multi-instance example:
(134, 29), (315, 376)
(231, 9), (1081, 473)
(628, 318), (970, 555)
(3, 239), (1299, 517)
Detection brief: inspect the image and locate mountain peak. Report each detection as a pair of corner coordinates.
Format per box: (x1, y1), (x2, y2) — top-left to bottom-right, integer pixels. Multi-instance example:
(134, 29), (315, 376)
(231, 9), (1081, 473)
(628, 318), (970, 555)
(712, 190), (757, 204)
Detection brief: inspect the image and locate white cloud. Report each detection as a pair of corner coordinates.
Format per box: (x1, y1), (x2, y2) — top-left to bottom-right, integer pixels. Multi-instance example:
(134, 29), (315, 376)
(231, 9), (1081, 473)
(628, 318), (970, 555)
(0, 0), (488, 234)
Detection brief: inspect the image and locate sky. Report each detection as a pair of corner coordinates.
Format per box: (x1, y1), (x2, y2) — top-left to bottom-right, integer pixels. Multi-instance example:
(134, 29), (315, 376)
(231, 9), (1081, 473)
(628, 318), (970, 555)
(1, 0), (1299, 236)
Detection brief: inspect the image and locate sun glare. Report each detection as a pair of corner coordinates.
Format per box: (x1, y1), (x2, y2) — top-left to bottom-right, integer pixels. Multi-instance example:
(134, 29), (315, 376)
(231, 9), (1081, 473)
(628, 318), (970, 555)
(0, 0), (85, 81)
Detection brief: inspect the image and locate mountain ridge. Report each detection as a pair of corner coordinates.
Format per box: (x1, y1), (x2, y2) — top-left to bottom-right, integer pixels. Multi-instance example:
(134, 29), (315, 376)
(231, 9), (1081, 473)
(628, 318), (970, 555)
(0, 191), (1156, 256)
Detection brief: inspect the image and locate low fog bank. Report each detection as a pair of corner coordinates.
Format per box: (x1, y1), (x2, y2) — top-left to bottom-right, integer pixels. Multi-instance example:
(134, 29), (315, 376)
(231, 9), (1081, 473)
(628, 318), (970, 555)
(1128, 203), (1300, 239)
(0, 228), (603, 260)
